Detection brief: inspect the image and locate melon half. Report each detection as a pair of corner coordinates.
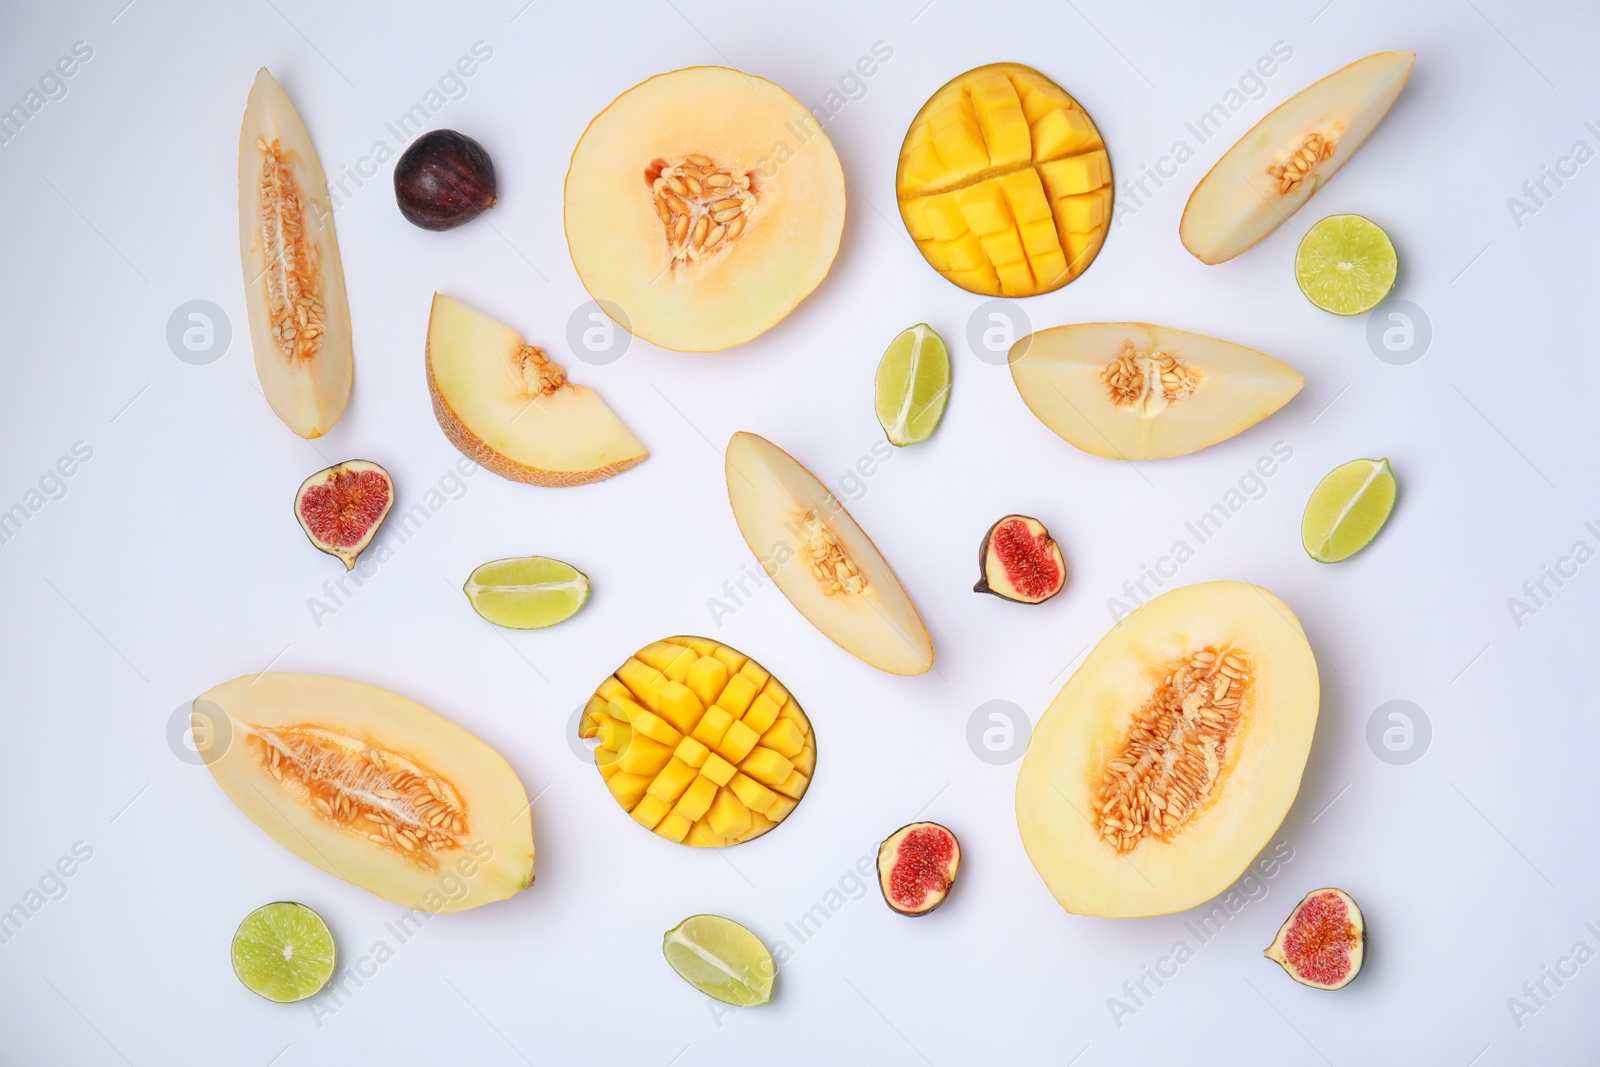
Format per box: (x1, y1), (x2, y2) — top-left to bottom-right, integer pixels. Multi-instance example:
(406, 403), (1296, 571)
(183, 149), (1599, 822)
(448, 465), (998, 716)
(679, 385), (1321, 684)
(1016, 582), (1319, 917)
(565, 66), (846, 352)
(1181, 51), (1414, 264)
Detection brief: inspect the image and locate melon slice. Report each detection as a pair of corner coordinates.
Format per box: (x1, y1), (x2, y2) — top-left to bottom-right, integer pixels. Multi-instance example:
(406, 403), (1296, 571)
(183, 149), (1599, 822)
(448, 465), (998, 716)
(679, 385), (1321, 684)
(1016, 581), (1319, 917)
(725, 432), (933, 676)
(564, 66), (846, 352)
(193, 672), (535, 913)
(238, 69), (353, 438)
(1181, 51), (1414, 264)
(426, 293), (647, 486)
(1010, 322), (1302, 460)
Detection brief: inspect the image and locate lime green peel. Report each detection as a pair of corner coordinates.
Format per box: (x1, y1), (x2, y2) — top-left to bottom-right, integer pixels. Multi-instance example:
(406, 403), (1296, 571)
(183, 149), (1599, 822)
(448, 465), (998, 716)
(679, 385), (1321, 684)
(231, 901), (337, 1003)
(1295, 214), (1397, 316)
(1301, 458), (1397, 563)
(875, 323), (951, 446)
(464, 555), (589, 629)
(662, 914), (775, 1007)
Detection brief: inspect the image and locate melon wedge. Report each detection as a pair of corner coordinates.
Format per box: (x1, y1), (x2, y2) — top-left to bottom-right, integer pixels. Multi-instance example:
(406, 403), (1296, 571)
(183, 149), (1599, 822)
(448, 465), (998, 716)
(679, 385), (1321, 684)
(1181, 51), (1414, 264)
(193, 672), (535, 913)
(426, 293), (647, 486)
(1010, 322), (1302, 460)
(725, 432), (933, 675)
(238, 68), (352, 438)
(1016, 581), (1319, 917)
(564, 66), (846, 352)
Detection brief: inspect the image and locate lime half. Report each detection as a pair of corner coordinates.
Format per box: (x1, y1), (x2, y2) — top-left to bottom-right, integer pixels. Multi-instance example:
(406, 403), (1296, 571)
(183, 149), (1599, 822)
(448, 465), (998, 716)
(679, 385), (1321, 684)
(662, 914), (775, 1007)
(1301, 458), (1397, 563)
(231, 901), (336, 1003)
(875, 323), (951, 446)
(464, 555), (589, 629)
(1295, 214), (1397, 316)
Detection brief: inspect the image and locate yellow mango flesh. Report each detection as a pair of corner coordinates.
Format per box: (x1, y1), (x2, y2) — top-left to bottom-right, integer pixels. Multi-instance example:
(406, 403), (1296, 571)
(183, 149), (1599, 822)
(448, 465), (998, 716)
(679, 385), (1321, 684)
(898, 63), (1113, 296)
(585, 636), (815, 846)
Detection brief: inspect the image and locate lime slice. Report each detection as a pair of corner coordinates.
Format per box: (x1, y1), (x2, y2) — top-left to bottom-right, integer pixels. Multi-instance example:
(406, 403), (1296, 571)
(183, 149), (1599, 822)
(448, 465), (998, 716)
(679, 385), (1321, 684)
(662, 914), (775, 1007)
(875, 323), (950, 446)
(463, 555), (589, 629)
(1301, 458), (1396, 563)
(1295, 214), (1398, 316)
(231, 901), (336, 1003)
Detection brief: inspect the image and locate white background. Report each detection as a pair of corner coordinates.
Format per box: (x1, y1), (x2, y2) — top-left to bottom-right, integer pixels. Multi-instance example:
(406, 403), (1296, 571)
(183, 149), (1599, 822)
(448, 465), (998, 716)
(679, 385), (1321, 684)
(2, 0), (1597, 1063)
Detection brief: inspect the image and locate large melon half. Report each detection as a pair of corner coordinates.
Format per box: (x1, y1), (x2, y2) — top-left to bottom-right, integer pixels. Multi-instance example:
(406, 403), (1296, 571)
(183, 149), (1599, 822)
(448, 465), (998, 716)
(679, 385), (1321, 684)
(564, 66), (846, 352)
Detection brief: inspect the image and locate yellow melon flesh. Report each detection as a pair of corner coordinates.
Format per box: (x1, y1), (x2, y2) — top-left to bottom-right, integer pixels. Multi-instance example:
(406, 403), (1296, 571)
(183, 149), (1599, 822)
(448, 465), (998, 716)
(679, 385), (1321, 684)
(193, 673), (535, 913)
(725, 432), (933, 676)
(238, 68), (352, 438)
(1181, 51), (1414, 264)
(1016, 581), (1318, 917)
(564, 66), (846, 352)
(1010, 322), (1302, 460)
(426, 294), (647, 486)
(897, 62), (1113, 296)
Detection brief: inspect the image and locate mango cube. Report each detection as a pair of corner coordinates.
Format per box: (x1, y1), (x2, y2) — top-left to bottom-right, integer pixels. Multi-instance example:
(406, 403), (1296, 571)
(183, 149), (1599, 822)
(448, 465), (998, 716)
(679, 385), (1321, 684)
(708, 788), (752, 838)
(742, 693), (781, 734)
(761, 718), (806, 759)
(701, 753), (737, 786)
(685, 656), (728, 709)
(691, 706), (734, 748)
(674, 736), (710, 768)
(740, 747), (794, 789)
(728, 773), (778, 815)
(674, 776), (718, 822)
(655, 811), (692, 843)
(630, 794), (669, 829)
(716, 674), (760, 717)
(717, 720), (760, 764)
(656, 681), (704, 734)
(646, 758), (697, 805)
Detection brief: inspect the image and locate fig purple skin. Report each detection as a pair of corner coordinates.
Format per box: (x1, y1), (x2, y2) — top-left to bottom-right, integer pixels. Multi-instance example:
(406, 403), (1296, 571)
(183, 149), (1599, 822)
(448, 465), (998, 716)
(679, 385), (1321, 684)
(394, 129), (497, 230)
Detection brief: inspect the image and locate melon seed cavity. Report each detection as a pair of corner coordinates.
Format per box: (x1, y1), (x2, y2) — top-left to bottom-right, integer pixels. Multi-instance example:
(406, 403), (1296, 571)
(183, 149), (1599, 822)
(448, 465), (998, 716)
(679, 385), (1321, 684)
(256, 137), (325, 363)
(647, 155), (757, 267)
(1095, 647), (1252, 853)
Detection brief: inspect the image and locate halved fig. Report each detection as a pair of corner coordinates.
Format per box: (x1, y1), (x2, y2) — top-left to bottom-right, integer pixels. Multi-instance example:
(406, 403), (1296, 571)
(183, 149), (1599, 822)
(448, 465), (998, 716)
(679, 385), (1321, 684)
(975, 515), (1065, 604)
(1010, 322), (1302, 460)
(1181, 51), (1414, 264)
(725, 432), (933, 676)
(1265, 888), (1366, 989)
(294, 460), (393, 569)
(238, 68), (352, 438)
(193, 672), (535, 913)
(427, 294), (648, 486)
(878, 822), (960, 916)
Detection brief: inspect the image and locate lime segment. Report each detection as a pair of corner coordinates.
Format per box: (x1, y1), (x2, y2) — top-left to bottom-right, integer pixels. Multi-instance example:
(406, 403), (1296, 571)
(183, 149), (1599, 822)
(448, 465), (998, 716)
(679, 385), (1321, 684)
(231, 901), (336, 1003)
(1301, 458), (1396, 563)
(1295, 214), (1397, 316)
(464, 555), (589, 629)
(662, 914), (775, 1007)
(875, 323), (951, 446)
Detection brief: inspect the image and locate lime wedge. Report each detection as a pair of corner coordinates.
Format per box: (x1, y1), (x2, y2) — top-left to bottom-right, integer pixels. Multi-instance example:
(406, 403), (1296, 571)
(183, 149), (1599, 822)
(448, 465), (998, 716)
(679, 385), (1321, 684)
(1295, 214), (1398, 316)
(662, 914), (775, 1007)
(1301, 458), (1396, 563)
(464, 555), (589, 629)
(875, 323), (950, 446)
(231, 901), (336, 1003)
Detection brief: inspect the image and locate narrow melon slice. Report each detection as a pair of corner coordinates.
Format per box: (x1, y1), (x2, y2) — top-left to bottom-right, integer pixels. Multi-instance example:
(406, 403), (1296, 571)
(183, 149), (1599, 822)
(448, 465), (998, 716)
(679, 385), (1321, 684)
(564, 66), (846, 352)
(1181, 51), (1414, 264)
(193, 673), (535, 913)
(426, 293), (647, 486)
(1010, 322), (1302, 460)
(725, 432), (933, 676)
(1016, 582), (1319, 917)
(238, 68), (352, 438)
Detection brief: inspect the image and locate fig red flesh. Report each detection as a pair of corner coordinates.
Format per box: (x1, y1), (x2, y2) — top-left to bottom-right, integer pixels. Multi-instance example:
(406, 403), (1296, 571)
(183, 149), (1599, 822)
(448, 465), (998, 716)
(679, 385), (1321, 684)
(295, 460), (393, 568)
(1265, 887), (1365, 989)
(877, 822), (960, 915)
(975, 515), (1066, 604)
